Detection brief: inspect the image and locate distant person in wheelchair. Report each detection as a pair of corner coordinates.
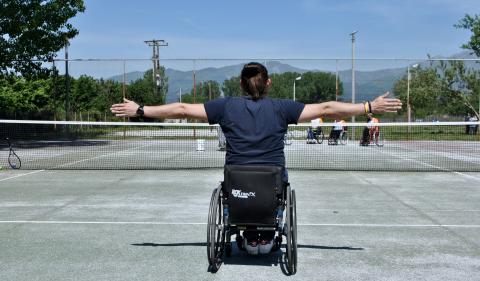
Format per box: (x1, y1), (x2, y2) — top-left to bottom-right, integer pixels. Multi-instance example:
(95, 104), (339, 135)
(328, 119), (346, 145)
(111, 62), (401, 270)
(360, 113), (379, 146)
(307, 117), (323, 144)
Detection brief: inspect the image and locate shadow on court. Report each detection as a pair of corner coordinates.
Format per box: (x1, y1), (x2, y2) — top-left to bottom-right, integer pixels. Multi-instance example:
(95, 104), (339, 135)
(131, 241), (364, 276)
(0, 169), (479, 281)
(131, 241), (364, 251)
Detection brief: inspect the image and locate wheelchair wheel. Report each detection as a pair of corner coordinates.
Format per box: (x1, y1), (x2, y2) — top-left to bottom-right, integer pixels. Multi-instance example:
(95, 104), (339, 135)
(285, 186), (297, 275)
(284, 131), (293, 145)
(207, 185), (225, 272)
(374, 133), (384, 147)
(340, 131), (348, 145)
(315, 130), (324, 144)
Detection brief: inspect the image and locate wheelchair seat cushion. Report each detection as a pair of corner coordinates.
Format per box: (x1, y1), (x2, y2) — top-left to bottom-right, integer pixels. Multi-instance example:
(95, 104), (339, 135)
(223, 165), (284, 226)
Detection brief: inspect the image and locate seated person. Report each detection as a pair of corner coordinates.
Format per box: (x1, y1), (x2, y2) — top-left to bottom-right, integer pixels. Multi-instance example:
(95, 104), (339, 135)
(110, 62), (402, 255)
(468, 115), (478, 135)
(307, 118), (323, 142)
(329, 119), (343, 144)
(368, 114), (380, 142)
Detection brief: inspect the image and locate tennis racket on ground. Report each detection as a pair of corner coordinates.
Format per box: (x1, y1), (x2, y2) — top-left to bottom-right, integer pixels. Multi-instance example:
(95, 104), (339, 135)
(6, 138), (21, 169)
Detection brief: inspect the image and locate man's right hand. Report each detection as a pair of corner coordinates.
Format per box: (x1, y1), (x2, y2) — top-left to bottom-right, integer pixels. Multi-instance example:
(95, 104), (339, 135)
(370, 92), (402, 114)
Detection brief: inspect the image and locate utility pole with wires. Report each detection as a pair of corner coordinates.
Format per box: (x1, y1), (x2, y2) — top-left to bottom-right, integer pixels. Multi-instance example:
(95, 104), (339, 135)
(144, 39), (168, 99)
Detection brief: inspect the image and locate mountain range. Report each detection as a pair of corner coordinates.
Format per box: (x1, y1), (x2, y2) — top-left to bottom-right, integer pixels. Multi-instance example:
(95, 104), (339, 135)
(107, 51), (479, 103)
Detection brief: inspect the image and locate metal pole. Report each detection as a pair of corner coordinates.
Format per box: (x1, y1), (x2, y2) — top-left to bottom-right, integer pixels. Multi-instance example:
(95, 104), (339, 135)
(52, 60), (57, 124)
(65, 43), (70, 122)
(335, 59), (339, 101)
(122, 60), (126, 138)
(209, 82), (212, 101)
(144, 39), (168, 100)
(407, 65), (411, 125)
(193, 60), (196, 138)
(350, 31), (357, 141)
(293, 80), (296, 101)
(193, 60), (196, 103)
(152, 44), (156, 81)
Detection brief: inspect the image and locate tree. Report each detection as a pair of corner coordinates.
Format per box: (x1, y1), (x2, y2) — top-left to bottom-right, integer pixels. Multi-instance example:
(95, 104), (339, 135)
(222, 76), (242, 97)
(0, 0), (85, 78)
(0, 76), (52, 119)
(222, 71), (341, 103)
(440, 60), (480, 118)
(393, 62), (479, 120)
(294, 72), (341, 103)
(127, 69), (168, 106)
(95, 79), (122, 114)
(182, 80), (221, 103)
(71, 75), (99, 113)
(269, 71), (341, 102)
(455, 14), (480, 57)
(454, 14), (480, 119)
(393, 67), (448, 119)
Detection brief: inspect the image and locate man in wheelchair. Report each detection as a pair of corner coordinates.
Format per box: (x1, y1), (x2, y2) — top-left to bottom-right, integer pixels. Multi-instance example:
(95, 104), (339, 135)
(328, 119), (346, 145)
(111, 62), (402, 273)
(307, 118), (323, 144)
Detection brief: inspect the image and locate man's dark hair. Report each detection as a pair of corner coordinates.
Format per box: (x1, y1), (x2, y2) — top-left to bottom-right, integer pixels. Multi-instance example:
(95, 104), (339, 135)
(240, 62), (269, 100)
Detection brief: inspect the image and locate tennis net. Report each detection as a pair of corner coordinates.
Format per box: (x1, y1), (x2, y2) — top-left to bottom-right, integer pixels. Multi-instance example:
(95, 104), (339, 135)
(1, 120), (479, 172)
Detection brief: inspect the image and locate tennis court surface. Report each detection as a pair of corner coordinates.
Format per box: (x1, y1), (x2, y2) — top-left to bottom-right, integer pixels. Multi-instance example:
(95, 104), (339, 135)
(0, 169), (479, 281)
(1, 120), (479, 280)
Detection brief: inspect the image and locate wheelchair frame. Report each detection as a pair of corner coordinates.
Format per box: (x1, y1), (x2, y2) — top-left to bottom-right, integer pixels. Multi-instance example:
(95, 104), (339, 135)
(207, 166), (298, 275)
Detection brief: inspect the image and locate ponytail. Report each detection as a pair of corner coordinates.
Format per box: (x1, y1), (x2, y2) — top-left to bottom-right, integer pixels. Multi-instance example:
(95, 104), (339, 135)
(240, 62), (269, 100)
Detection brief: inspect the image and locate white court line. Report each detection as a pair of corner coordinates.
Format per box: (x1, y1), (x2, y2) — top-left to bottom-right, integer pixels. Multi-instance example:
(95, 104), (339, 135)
(393, 142), (480, 166)
(0, 170), (45, 182)
(0, 220), (205, 225)
(300, 223), (480, 228)
(53, 142), (153, 168)
(0, 220), (479, 228)
(20, 140), (124, 165)
(376, 146), (480, 181)
(0, 142), (155, 182)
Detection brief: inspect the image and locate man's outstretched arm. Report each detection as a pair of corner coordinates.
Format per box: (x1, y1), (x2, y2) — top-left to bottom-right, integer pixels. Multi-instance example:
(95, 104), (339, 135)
(110, 98), (208, 121)
(298, 92), (402, 122)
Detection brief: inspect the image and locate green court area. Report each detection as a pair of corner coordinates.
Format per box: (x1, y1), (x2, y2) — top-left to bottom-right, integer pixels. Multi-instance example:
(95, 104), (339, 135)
(0, 169), (479, 281)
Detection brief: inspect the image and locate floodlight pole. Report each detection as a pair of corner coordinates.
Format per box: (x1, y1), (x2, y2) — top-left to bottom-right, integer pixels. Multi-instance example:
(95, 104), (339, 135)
(350, 31), (358, 141)
(407, 63), (418, 133)
(293, 76), (302, 101)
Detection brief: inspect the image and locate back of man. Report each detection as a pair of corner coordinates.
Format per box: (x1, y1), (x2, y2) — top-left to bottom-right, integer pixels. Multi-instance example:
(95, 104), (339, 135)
(204, 96), (304, 170)
(204, 95), (304, 255)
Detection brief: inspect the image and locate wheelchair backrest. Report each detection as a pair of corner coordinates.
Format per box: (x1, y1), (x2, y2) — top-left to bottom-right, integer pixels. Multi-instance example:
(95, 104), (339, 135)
(223, 165), (284, 226)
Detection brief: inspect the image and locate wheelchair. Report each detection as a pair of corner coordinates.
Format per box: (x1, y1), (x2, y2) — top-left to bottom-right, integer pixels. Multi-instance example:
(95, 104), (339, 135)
(207, 165), (297, 275)
(306, 127), (324, 144)
(328, 129), (347, 145)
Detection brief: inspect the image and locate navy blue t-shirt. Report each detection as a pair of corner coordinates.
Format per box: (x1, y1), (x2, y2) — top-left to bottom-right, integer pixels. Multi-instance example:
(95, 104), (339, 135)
(204, 96), (305, 170)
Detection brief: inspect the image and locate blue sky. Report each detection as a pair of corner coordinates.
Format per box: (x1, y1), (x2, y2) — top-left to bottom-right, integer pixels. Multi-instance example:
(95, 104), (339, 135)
(66, 0), (478, 60)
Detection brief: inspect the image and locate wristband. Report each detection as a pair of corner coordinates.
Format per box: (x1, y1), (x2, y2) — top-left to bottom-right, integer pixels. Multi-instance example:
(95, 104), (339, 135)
(364, 102), (369, 114)
(367, 101), (372, 114)
(136, 105), (145, 117)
